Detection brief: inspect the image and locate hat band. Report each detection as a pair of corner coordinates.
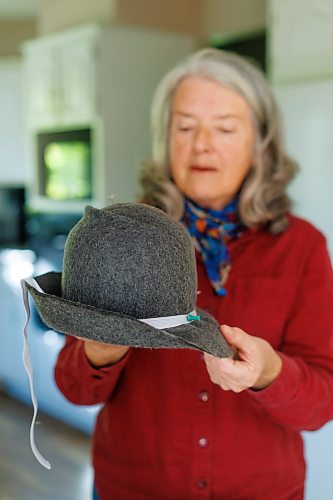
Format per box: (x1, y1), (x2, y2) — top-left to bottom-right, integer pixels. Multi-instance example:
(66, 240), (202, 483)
(139, 310), (199, 329)
(25, 277), (199, 329)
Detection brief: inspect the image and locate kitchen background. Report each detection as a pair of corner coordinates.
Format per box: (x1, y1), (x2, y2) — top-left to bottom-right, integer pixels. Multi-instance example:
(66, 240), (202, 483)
(0, 0), (332, 499)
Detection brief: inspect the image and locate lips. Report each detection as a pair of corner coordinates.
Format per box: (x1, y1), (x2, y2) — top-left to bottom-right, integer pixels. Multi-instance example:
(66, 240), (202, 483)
(190, 165), (217, 172)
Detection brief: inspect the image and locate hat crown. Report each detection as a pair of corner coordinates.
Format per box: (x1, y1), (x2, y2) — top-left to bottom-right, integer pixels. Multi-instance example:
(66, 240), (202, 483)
(62, 203), (197, 318)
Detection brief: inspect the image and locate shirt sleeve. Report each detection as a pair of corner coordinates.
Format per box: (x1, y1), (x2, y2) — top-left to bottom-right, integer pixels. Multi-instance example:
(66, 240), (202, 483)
(54, 335), (131, 405)
(248, 231), (333, 431)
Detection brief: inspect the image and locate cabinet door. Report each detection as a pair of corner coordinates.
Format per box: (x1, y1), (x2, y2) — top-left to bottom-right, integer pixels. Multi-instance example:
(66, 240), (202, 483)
(270, 0), (333, 82)
(24, 50), (59, 128)
(58, 39), (97, 126)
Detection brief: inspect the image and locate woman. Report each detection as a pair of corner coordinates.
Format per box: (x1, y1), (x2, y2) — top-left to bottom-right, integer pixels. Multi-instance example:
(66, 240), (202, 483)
(55, 49), (333, 499)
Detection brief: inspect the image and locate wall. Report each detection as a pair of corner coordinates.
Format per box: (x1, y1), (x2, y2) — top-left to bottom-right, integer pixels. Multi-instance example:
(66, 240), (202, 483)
(37, 0), (265, 39)
(275, 81), (333, 256)
(0, 20), (36, 55)
(117, 0), (202, 35)
(37, 0), (117, 34)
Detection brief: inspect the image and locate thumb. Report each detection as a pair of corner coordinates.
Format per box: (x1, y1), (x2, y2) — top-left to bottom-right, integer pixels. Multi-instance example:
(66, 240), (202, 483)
(220, 325), (249, 350)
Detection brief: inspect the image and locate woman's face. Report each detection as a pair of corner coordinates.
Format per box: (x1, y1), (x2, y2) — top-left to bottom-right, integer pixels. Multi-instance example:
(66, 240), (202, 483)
(169, 76), (255, 210)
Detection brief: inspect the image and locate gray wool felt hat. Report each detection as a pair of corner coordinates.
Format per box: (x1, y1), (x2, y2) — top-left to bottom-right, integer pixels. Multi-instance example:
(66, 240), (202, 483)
(24, 203), (233, 358)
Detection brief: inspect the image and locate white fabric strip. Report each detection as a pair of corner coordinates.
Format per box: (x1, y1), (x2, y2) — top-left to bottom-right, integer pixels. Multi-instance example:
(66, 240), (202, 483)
(21, 279), (51, 470)
(139, 309), (199, 329)
(25, 276), (45, 293)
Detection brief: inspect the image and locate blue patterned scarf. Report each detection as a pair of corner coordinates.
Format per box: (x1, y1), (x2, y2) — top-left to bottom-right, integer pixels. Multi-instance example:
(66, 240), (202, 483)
(182, 198), (244, 296)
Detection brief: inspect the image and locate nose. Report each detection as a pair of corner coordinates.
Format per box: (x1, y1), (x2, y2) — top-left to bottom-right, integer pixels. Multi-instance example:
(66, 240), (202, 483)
(193, 126), (213, 154)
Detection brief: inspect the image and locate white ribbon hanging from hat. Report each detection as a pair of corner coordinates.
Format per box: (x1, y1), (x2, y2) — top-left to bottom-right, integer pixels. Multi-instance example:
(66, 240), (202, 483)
(21, 277), (200, 469)
(21, 278), (51, 470)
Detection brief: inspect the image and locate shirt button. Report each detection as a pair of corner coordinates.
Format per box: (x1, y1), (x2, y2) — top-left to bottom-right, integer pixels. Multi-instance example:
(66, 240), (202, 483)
(198, 437), (209, 448)
(197, 479), (208, 489)
(198, 391), (209, 402)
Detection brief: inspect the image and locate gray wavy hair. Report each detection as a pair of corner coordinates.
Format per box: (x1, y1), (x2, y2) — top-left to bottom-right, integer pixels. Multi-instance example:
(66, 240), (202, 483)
(140, 48), (298, 234)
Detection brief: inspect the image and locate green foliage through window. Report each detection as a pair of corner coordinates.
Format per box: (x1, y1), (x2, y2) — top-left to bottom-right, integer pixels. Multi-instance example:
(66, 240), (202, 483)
(44, 141), (91, 201)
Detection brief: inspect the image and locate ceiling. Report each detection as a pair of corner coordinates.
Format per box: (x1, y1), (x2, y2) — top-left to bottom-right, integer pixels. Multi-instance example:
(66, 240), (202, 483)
(0, 0), (37, 19)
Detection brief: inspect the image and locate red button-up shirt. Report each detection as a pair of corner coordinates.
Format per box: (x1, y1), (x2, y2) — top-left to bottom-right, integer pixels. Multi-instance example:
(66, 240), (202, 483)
(55, 215), (333, 499)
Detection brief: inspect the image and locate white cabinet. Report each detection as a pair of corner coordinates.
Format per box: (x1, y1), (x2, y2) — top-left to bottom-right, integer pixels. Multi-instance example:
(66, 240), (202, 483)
(24, 51), (56, 128)
(58, 41), (96, 125)
(23, 25), (98, 129)
(22, 24), (195, 213)
(0, 60), (27, 184)
(270, 0), (333, 82)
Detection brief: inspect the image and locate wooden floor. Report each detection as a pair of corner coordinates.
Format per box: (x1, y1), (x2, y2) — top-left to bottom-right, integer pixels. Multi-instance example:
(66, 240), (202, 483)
(0, 392), (93, 500)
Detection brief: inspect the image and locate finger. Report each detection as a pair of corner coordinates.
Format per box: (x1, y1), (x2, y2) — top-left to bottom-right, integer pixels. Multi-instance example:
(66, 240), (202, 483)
(205, 351), (255, 385)
(220, 325), (254, 354)
(203, 353), (235, 375)
(206, 365), (249, 392)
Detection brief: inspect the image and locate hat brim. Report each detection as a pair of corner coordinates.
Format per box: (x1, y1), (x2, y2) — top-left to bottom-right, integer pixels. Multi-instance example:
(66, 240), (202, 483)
(24, 272), (233, 358)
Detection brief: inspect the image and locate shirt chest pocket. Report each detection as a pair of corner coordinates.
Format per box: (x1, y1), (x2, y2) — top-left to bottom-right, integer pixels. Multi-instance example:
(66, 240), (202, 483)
(227, 275), (296, 348)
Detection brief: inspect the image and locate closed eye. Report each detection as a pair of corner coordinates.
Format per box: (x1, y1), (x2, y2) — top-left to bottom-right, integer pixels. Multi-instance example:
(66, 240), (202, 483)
(178, 126), (194, 132)
(216, 127), (235, 133)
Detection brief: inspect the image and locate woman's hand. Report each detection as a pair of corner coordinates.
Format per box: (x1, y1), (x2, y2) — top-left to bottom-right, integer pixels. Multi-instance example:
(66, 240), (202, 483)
(204, 325), (282, 392)
(76, 337), (130, 368)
